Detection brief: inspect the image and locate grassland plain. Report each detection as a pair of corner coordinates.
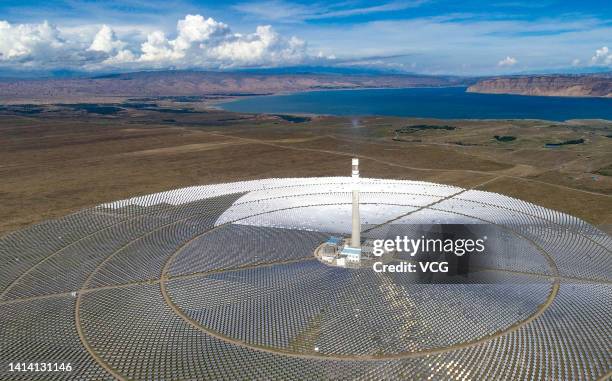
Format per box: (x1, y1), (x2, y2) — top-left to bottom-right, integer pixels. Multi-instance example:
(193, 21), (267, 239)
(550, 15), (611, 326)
(0, 102), (610, 236)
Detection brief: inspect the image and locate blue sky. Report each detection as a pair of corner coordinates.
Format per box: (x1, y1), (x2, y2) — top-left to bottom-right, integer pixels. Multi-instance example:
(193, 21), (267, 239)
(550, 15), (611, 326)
(0, 0), (610, 75)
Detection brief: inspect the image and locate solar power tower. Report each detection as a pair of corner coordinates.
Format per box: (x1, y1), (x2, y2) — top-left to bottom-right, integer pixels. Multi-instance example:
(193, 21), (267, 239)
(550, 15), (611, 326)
(351, 158), (361, 249)
(340, 158), (362, 262)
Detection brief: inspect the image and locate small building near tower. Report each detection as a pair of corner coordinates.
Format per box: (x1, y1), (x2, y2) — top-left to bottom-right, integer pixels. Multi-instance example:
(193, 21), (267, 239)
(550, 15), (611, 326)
(341, 246), (362, 262)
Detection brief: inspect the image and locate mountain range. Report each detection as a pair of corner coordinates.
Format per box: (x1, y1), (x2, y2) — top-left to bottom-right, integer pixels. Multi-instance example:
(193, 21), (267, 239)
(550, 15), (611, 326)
(0, 70), (610, 102)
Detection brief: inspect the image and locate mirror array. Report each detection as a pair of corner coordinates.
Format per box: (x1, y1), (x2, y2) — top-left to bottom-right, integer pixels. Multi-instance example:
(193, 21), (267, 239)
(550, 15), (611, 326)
(0, 177), (610, 380)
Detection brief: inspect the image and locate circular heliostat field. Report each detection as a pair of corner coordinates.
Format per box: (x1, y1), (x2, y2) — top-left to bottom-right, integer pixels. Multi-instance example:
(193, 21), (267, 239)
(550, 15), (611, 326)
(1, 177), (610, 380)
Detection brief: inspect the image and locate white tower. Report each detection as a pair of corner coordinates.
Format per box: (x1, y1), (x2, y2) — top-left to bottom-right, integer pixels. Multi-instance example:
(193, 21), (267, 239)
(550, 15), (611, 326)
(336, 158), (362, 263)
(351, 158), (361, 249)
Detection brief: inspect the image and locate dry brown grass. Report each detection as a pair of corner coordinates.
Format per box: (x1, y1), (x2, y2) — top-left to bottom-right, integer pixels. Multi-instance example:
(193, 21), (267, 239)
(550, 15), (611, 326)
(0, 108), (610, 235)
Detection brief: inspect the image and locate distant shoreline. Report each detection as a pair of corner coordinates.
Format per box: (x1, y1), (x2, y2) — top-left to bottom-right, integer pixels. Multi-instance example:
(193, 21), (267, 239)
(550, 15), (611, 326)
(216, 86), (612, 121)
(1, 71), (610, 105)
(212, 83), (612, 114)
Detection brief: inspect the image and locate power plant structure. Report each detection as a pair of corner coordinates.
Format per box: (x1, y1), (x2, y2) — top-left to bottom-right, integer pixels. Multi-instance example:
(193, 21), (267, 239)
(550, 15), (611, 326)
(315, 158), (367, 267)
(1, 171), (610, 380)
(351, 157), (361, 249)
(341, 158), (363, 263)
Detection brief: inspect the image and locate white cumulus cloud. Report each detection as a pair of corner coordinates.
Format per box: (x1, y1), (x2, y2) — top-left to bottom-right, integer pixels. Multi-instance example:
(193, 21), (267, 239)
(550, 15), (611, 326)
(590, 46), (612, 66)
(497, 56), (517, 67)
(0, 14), (312, 71)
(88, 24), (136, 65)
(210, 26), (306, 66)
(89, 25), (125, 53)
(0, 20), (65, 61)
(138, 15), (306, 68)
(139, 31), (178, 62)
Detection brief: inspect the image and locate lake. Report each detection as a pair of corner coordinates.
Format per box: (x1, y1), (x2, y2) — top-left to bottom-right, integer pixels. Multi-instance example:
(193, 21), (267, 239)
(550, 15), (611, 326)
(221, 87), (612, 121)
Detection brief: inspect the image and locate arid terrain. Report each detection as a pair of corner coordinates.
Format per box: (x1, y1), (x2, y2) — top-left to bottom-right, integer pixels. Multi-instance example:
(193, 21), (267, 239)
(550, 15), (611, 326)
(0, 71), (470, 104)
(2, 72), (611, 105)
(1, 100), (610, 236)
(468, 73), (612, 97)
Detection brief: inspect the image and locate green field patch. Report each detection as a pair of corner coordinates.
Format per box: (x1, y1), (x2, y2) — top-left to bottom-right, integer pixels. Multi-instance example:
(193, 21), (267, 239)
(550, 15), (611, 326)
(273, 114), (312, 123)
(494, 135), (516, 142)
(544, 138), (585, 147)
(63, 104), (124, 114)
(0, 104), (45, 115)
(395, 125), (456, 134)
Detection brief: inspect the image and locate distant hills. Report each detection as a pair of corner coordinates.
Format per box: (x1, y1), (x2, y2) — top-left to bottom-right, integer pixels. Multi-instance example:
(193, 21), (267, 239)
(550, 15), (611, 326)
(468, 74), (612, 97)
(0, 70), (610, 102)
(0, 70), (471, 103)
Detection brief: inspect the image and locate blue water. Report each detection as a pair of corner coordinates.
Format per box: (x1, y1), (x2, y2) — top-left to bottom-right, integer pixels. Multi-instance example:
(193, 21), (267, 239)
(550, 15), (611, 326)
(221, 87), (612, 121)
